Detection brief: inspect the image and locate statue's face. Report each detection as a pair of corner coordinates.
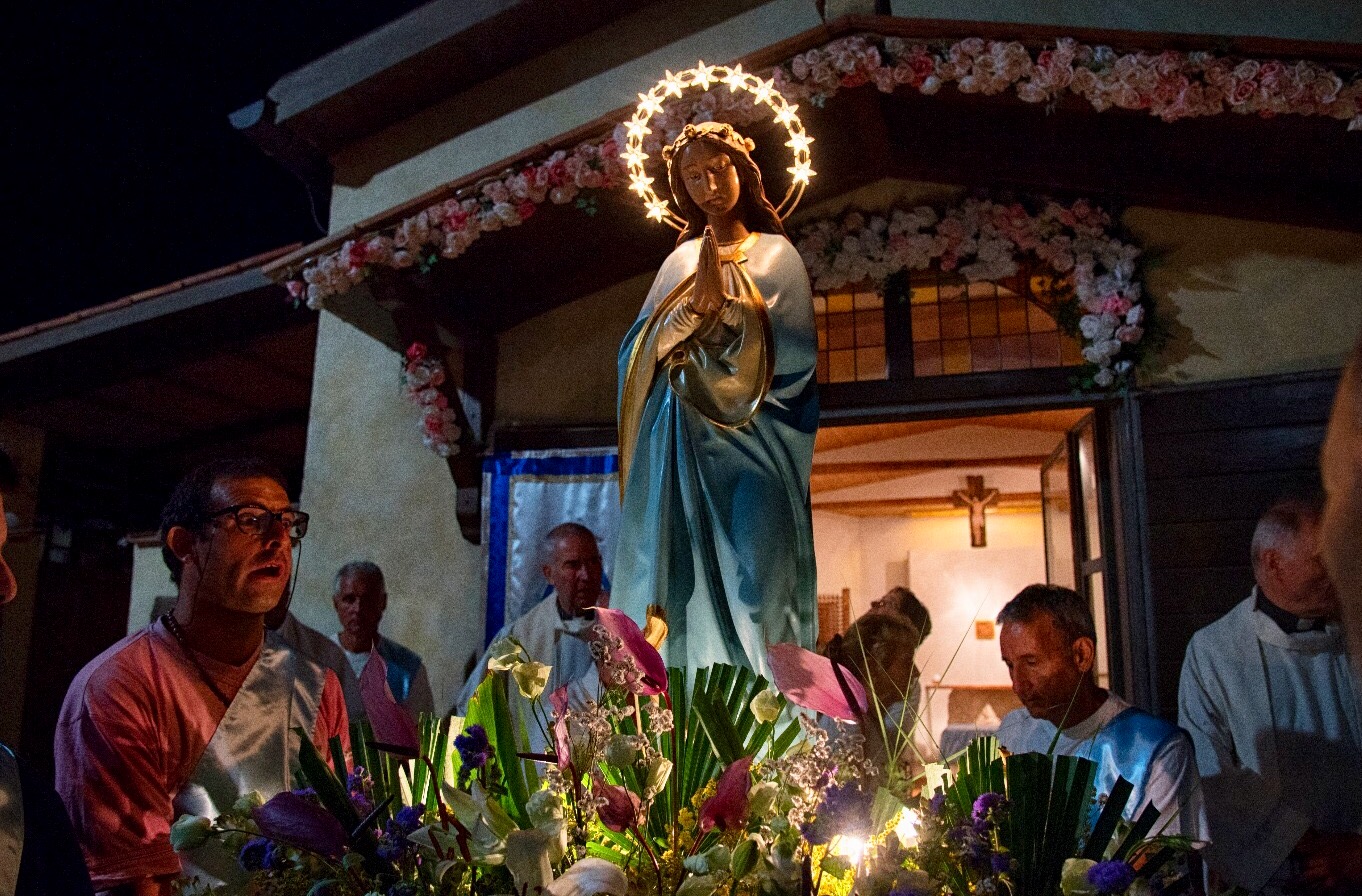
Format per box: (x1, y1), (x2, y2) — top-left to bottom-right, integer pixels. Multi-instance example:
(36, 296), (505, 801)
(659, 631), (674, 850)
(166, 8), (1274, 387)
(677, 140), (741, 220)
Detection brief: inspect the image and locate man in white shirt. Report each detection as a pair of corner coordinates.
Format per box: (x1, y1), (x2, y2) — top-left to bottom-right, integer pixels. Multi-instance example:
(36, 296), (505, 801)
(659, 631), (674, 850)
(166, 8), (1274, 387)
(457, 523), (607, 715)
(1179, 497), (1362, 895)
(995, 584), (1203, 838)
(331, 561), (435, 721)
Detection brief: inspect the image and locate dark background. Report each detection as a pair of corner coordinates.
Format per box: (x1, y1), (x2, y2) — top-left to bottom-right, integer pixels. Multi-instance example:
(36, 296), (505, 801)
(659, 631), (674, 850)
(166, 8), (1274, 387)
(3, 0), (425, 334)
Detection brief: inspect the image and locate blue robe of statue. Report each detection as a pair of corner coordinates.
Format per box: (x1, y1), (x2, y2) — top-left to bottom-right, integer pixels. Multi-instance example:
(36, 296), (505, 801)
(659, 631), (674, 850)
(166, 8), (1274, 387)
(613, 231), (818, 679)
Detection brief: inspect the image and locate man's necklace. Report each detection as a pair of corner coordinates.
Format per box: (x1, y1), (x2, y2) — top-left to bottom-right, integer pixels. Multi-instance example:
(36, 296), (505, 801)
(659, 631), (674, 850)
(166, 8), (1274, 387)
(160, 613), (234, 708)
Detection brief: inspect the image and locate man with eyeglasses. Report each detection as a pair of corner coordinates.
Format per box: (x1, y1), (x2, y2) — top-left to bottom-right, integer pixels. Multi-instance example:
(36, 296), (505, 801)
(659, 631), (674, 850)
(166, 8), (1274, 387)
(55, 458), (349, 895)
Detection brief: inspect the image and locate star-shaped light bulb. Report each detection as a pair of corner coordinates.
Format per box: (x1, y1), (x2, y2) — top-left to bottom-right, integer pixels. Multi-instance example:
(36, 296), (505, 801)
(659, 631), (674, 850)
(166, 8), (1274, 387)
(723, 64), (748, 92)
(785, 132), (813, 154)
(625, 119), (652, 141)
(637, 93), (663, 117)
(788, 161), (815, 186)
(661, 70), (686, 98)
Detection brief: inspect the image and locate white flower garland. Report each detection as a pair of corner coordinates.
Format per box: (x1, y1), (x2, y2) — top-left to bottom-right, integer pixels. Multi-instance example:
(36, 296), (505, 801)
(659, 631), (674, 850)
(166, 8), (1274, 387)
(794, 197), (1146, 389)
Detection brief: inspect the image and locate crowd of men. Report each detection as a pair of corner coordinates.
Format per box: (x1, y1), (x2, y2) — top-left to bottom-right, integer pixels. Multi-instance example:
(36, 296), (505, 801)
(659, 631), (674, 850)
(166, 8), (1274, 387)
(0, 445), (1358, 894)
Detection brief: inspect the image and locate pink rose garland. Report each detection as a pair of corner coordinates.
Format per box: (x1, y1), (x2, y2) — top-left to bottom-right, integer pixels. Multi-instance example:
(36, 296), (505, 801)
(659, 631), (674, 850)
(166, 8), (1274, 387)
(401, 342), (462, 457)
(288, 34), (1359, 309)
(795, 196), (1145, 389)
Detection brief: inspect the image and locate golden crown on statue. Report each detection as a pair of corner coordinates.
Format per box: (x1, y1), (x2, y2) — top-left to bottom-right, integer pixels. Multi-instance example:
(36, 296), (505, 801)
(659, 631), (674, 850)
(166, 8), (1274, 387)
(623, 61), (815, 230)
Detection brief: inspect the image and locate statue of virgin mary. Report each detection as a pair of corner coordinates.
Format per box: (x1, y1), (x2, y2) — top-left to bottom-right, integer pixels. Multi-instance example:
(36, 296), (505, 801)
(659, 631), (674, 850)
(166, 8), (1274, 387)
(613, 122), (818, 679)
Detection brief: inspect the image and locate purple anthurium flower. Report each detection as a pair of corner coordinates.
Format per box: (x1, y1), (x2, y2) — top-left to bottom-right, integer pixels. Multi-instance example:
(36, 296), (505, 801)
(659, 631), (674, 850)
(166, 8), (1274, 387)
(593, 607), (668, 696)
(699, 755), (753, 833)
(591, 772), (643, 833)
(767, 643), (867, 721)
(251, 791), (349, 859)
(360, 650), (420, 755)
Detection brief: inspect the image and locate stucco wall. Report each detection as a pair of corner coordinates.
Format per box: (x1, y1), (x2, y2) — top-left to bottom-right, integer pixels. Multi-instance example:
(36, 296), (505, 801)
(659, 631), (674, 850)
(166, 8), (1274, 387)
(328, 0), (823, 230)
(127, 544), (174, 634)
(297, 311), (483, 713)
(1127, 208), (1362, 384)
(495, 272), (650, 426)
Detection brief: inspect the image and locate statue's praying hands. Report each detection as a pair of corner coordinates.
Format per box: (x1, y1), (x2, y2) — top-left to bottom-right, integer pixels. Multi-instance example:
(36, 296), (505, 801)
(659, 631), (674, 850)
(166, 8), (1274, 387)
(689, 225), (727, 316)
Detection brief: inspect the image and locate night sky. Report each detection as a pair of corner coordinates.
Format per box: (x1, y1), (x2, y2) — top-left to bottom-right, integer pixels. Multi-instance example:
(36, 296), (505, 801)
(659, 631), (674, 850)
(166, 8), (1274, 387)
(5, 1), (426, 334)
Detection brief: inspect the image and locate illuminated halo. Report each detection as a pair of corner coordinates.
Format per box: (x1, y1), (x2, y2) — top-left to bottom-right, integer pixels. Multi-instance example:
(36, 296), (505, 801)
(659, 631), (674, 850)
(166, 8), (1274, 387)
(624, 61), (815, 230)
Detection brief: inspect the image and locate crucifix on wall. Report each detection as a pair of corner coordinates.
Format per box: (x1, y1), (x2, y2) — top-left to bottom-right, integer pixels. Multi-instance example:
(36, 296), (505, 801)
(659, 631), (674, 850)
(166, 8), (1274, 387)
(953, 475), (1001, 548)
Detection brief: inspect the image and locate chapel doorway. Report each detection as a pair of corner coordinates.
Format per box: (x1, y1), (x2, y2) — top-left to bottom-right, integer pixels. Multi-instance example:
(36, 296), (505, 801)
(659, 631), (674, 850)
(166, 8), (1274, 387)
(809, 406), (1122, 757)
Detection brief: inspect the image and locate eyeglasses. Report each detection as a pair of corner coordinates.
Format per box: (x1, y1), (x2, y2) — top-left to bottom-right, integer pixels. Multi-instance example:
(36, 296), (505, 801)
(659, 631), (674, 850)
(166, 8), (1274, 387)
(205, 504), (309, 541)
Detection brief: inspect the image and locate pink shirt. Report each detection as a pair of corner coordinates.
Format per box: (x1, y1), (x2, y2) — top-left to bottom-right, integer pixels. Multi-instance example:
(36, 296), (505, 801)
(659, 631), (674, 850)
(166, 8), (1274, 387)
(55, 620), (349, 889)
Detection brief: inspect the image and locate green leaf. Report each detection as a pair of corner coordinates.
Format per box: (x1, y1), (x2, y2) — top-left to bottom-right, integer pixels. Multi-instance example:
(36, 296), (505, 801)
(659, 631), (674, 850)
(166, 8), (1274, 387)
(465, 673), (531, 827)
(328, 735), (347, 782)
(730, 837), (758, 879)
(292, 727), (360, 832)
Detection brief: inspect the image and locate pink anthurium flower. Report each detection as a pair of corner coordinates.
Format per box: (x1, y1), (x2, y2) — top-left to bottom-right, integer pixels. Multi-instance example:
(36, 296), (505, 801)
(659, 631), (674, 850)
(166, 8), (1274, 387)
(360, 650), (420, 755)
(767, 642), (867, 721)
(699, 755), (753, 832)
(592, 606), (668, 696)
(252, 791), (349, 858)
(591, 772), (642, 833)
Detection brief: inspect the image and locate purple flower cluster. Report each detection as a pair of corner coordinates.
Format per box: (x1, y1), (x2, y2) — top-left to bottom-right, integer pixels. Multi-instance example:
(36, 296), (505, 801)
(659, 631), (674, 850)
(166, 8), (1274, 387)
(238, 836), (286, 871)
(347, 766), (375, 817)
(971, 792), (1006, 828)
(455, 724), (492, 786)
(1087, 860), (1136, 895)
(802, 782), (874, 845)
(376, 803), (426, 862)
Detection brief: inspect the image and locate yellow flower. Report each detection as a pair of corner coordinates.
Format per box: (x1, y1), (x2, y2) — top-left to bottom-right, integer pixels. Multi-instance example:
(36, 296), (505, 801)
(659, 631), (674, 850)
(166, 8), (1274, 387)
(513, 661), (551, 699)
(750, 688), (782, 723)
(643, 604), (669, 649)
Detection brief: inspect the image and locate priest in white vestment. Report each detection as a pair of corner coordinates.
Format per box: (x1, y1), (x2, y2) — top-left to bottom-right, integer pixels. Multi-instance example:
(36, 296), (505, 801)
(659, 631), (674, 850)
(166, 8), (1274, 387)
(995, 585), (1204, 838)
(1179, 497), (1362, 895)
(457, 524), (605, 726)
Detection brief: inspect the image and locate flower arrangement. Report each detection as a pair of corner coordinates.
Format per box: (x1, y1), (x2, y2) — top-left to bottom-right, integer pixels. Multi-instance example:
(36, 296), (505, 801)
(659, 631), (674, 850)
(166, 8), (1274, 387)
(286, 32), (1360, 308)
(793, 198), (1147, 389)
(401, 342), (462, 457)
(171, 613), (1191, 896)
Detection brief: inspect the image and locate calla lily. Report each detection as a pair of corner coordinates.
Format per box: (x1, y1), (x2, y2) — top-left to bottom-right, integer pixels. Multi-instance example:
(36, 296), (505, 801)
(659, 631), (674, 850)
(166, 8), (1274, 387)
(591, 772), (643, 833)
(513, 660), (551, 699)
(486, 635), (526, 672)
(545, 857), (629, 896)
(360, 650), (420, 755)
(767, 643), (866, 721)
(251, 791), (349, 859)
(699, 755), (752, 832)
(169, 814), (213, 852)
(505, 828), (555, 892)
(750, 688), (782, 723)
(593, 606), (668, 695)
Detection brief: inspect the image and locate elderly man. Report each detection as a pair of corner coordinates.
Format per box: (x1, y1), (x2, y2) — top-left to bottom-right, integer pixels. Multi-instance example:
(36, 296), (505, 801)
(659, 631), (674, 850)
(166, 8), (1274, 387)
(458, 522), (607, 714)
(330, 560), (434, 721)
(1179, 497), (1362, 895)
(55, 458), (349, 895)
(995, 584), (1202, 837)
(1, 448), (95, 895)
